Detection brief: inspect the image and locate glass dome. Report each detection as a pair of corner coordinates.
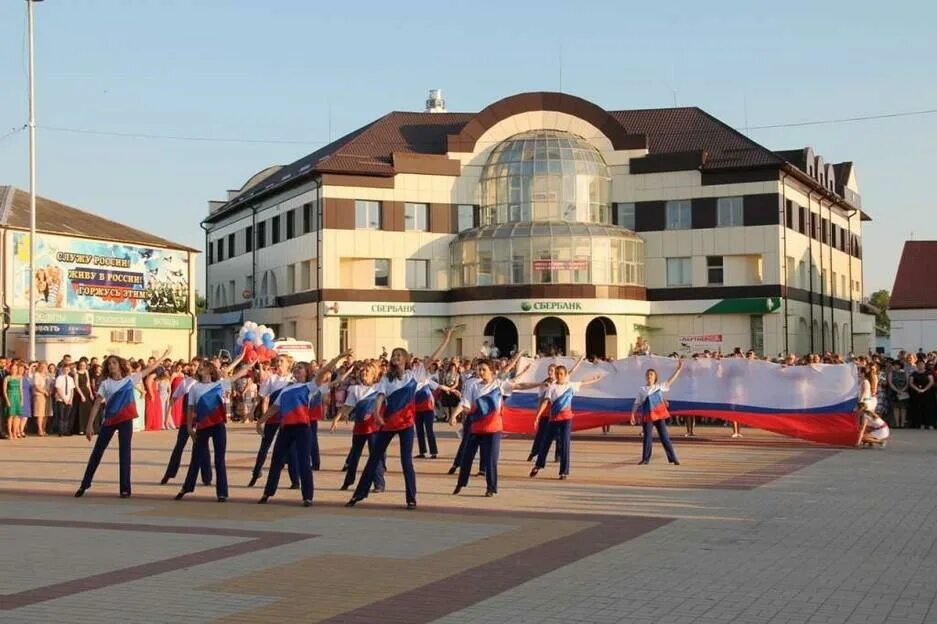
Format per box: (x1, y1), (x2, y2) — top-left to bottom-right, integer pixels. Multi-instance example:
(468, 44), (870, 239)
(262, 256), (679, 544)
(480, 130), (611, 226)
(450, 221), (644, 288)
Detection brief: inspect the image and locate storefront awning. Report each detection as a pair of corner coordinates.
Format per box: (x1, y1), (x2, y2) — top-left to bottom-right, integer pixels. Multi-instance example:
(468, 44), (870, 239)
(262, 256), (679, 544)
(703, 297), (781, 315)
(197, 311), (243, 328)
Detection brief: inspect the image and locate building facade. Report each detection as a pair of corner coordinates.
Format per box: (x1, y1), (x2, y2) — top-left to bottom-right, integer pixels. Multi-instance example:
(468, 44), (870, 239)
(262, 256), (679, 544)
(889, 240), (937, 354)
(201, 92), (874, 359)
(0, 186), (198, 362)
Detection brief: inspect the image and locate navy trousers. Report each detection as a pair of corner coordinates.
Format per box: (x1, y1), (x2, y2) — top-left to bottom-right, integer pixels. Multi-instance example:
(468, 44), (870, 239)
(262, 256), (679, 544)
(80, 419), (133, 495)
(642, 420), (678, 463)
(353, 427), (416, 505)
(529, 417), (550, 458)
(457, 432), (501, 492)
(415, 410), (438, 456)
(182, 423), (229, 498)
(263, 424), (314, 500)
(309, 421), (321, 471)
(452, 419), (485, 472)
(342, 433), (386, 490)
(252, 422), (299, 485)
(535, 420), (572, 475)
(163, 423), (212, 485)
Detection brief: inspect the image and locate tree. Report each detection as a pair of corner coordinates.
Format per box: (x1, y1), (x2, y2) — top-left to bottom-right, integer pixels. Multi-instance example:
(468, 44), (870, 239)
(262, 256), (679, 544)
(195, 291), (208, 315)
(868, 289), (890, 331)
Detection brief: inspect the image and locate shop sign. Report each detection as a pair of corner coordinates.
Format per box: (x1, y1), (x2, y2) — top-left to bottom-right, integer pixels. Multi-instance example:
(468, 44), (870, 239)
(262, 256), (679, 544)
(679, 334), (724, 350)
(532, 259), (589, 271)
(520, 301), (585, 313)
(28, 323), (93, 337)
(10, 308), (192, 330)
(370, 303), (416, 314)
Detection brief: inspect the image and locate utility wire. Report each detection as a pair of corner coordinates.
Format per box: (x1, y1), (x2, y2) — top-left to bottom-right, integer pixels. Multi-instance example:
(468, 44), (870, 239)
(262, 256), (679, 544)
(0, 125), (27, 144)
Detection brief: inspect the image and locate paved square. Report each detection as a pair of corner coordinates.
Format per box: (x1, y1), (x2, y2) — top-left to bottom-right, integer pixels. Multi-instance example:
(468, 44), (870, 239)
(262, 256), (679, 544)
(0, 424), (933, 623)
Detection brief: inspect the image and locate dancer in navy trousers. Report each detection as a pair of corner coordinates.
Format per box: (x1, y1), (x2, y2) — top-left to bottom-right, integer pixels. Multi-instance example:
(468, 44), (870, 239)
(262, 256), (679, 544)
(249, 355), (297, 488)
(76, 347), (170, 498)
(631, 359), (684, 465)
(331, 360), (386, 492)
(160, 368), (211, 486)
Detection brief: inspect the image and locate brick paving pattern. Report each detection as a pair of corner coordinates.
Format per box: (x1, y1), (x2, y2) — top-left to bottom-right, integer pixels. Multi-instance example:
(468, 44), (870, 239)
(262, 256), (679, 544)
(0, 424), (932, 623)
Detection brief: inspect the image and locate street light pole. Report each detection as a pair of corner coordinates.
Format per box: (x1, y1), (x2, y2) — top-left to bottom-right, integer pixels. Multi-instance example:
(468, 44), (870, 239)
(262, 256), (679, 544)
(26, 0), (42, 361)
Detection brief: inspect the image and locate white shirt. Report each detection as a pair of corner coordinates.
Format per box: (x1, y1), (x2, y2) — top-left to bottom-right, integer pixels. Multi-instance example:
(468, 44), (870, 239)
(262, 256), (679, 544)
(459, 378), (512, 411)
(633, 382), (670, 408)
(171, 376), (197, 402)
(260, 373), (292, 398)
(96, 373), (144, 403)
(344, 383), (378, 408)
(55, 373), (76, 403)
(376, 369), (437, 397)
(187, 380), (231, 407)
(272, 381), (322, 407)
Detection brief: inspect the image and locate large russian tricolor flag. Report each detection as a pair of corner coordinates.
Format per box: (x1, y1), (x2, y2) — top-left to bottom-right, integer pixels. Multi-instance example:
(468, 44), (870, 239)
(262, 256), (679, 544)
(503, 356), (860, 446)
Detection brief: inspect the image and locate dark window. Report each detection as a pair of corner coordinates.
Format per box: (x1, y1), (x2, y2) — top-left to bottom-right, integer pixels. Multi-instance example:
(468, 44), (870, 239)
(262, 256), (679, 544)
(208, 240), (214, 264)
(374, 259), (390, 287)
(821, 218), (829, 244)
(707, 256), (724, 285)
(614, 203), (635, 229)
(245, 225), (253, 252)
(798, 207), (806, 234)
(271, 216), (281, 244)
(286, 210), (295, 239)
(227, 233), (235, 257)
(216, 237), (224, 261)
(785, 200), (794, 229)
(810, 213), (818, 240)
(303, 202), (316, 234)
(256, 221), (266, 249)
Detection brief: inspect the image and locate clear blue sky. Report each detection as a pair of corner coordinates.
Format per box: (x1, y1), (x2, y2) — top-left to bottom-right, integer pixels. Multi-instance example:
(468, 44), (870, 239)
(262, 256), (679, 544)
(0, 0), (934, 296)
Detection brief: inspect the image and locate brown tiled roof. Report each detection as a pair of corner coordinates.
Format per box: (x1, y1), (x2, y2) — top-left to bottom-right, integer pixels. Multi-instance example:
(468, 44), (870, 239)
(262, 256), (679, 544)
(891, 241), (937, 310)
(210, 96), (825, 220)
(0, 186), (198, 252)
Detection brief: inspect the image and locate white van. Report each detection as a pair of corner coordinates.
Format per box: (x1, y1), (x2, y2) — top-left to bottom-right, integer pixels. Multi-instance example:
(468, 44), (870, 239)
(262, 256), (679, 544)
(272, 338), (317, 363)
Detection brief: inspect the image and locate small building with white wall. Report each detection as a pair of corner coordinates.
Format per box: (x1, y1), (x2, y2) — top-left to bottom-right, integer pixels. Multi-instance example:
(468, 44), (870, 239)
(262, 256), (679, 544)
(889, 240), (937, 354)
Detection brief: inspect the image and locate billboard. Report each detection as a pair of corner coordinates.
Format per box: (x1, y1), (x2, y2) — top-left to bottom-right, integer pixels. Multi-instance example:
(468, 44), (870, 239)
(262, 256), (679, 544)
(9, 231), (190, 314)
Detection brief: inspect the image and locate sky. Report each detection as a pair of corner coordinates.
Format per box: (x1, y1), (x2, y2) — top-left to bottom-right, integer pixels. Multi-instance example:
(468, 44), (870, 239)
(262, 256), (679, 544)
(0, 0), (934, 296)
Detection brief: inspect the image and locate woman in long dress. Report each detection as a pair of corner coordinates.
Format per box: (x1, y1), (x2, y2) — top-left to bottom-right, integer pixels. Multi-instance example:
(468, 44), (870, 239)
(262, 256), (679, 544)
(32, 362), (49, 436)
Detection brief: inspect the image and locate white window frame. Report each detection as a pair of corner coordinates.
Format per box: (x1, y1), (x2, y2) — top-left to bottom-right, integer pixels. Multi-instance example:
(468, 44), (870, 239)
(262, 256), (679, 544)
(717, 197), (744, 227)
(666, 257), (692, 287)
(355, 200), (381, 230)
(374, 258), (390, 287)
(404, 202), (429, 231)
(405, 259), (430, 289)
(665, 200), (691, 230)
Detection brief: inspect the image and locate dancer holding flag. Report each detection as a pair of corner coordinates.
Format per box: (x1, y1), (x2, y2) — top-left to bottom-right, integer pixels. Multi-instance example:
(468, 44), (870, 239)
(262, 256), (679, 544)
(529, 362), (602, 480)
(346, 328), (456, 509)
(630, 359), (684, 465)
(75, 347), (171, 499)
(174, 353), (248, 502)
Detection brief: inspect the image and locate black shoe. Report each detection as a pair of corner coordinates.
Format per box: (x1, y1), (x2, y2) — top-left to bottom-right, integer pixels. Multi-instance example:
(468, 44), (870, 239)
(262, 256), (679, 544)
(416, 453), (426, 459)
(159, 476), (170, 485)
(452, 485), (462, 495)
(559, 474), (568, 480)
(258, 495), (269, 504)
(217, 496), (227, 503)
(476, 471), (486, 477)
(341, 464), (348, 472)
(447, 466), (457, 475)
(406, 501), (417, 510)
(670, 460), (681, 466)
(247, 475), (259, 488)
(289, 483), (300, 490)
(119, 492), (131, 499)
(372, 487), (385, 493)
(345, 498), (360, 508)
(485, 489), (496, 497)
(430, 454), (437, 459)
(339, 483), (351, 491)
(74, 488), (86, 498)
(202, 481), (212, 487)
(174, 491), (188, 500)
(529, 467), (540, 478)
(637, 460), (649, 465)
(303, 499), (312, 507)
(526, 453), (535, 462)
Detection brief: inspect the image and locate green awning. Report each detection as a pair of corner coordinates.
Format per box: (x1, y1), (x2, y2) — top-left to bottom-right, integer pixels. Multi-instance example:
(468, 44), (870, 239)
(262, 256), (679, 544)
(703, 297), (781, 315)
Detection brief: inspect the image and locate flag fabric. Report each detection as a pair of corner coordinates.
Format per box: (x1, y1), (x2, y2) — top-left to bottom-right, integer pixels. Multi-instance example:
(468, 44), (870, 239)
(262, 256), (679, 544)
(503, 356), (859, 446)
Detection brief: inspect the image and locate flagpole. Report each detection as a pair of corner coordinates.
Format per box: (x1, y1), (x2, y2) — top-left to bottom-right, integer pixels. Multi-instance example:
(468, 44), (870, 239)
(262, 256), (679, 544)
(26, 0), (42, 361)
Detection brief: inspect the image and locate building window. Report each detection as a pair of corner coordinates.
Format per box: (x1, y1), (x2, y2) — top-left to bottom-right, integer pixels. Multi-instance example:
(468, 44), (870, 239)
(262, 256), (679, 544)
(717, 197), (743, 227)
(707, 256), (724, 285)
(457, 204), (474, 232)
(271, 215), (281, 244)
(227, 233), (235, 257)
(798, 207), (806, 234)
(821, 269), (827, 294)
(374, 259), (390, 287)
(614, 203), (635, 230)
(302, 201), (317, 234)
(404, 202), (429, 231)
(666, 257), (692, 287)
(256, 220), (266, 249)
(216, 238), (225, 262)
(786, 256), (796, 287)
(785, 201), (794, 229)
(355, 200), (381, 230)
(286, 209), (295, 239)
(286, 264), (296, 294)
(339, 318), (349, 353)
(300, 261), (311, 291)
(406, 259), (429, 289)
(821, 218), (829, 244)
(245, 225), (253, 252)
(208, 240), (214, 264)
(665, 200), (691, 230)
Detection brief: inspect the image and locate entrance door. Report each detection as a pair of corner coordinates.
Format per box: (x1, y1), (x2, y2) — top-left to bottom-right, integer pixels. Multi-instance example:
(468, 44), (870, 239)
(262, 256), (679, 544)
(585, 317), (617, 359)
(534, 316), (569, 356)
(483, 317), (519, 357)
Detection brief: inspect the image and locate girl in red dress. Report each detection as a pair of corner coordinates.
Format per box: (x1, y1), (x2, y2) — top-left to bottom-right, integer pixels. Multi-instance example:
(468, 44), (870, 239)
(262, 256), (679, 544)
(144, 370), (163, 431)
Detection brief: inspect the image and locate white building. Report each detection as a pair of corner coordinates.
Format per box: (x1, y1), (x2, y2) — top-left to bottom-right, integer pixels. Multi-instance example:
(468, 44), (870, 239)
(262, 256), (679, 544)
(0, 186), (198, 361)
(889, 240), (937, 354)
(200, 91), (875, 359)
